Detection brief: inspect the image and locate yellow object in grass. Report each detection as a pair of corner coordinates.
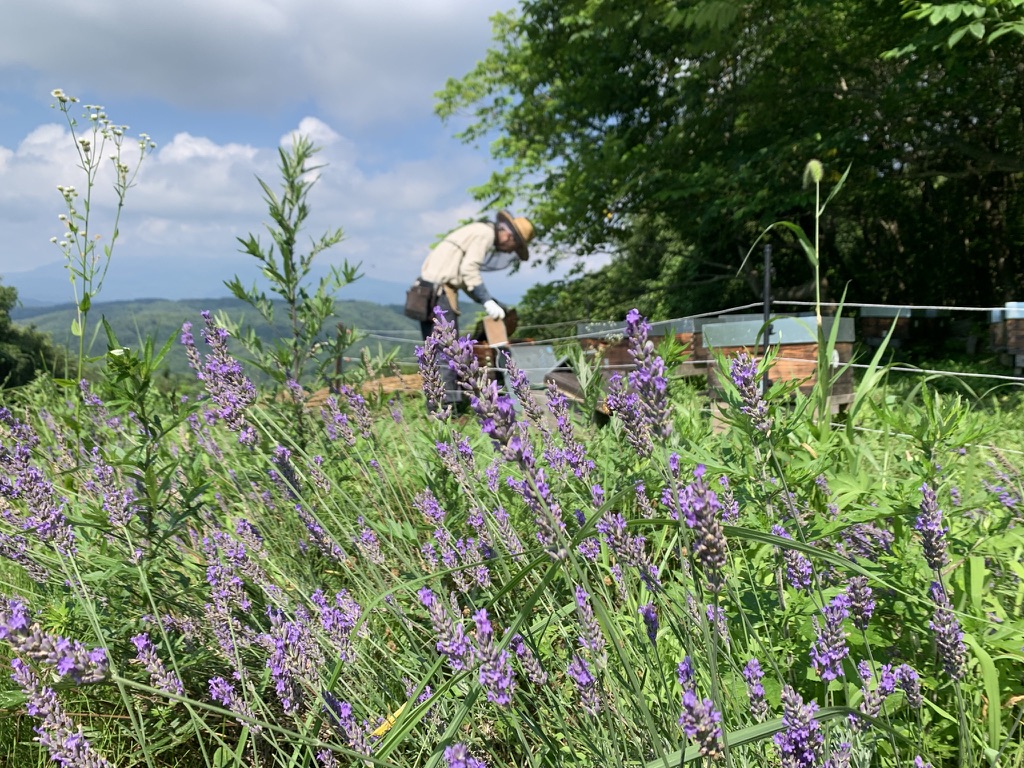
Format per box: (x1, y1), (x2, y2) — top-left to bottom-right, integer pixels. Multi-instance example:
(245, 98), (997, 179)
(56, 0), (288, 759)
(371, 702), (406, 737)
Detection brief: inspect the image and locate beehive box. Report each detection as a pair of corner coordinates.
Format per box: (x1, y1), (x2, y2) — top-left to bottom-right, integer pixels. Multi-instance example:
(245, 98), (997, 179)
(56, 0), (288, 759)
(702, 315), (856, 406)
(989, 309), (1006, 353)
(580, 318), (710, 379)
(858, 306), (911, 345)
(471, 308), (519, 373)
(1006, 303), (1024, 356)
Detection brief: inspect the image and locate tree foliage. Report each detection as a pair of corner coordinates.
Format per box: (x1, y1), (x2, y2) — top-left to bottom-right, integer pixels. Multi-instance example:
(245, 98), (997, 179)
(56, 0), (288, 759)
(0, 280), (65, 387)
(439, 0), (1024, 318)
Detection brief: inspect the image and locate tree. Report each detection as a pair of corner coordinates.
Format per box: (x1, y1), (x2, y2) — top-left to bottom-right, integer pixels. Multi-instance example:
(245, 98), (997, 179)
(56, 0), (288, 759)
(0, 280), (65, 387)
(439, 0), (1024, 316)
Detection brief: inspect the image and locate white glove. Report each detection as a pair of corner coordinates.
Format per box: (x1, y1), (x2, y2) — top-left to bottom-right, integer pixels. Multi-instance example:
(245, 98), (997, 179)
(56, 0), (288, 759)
(484, 300), (506, 321)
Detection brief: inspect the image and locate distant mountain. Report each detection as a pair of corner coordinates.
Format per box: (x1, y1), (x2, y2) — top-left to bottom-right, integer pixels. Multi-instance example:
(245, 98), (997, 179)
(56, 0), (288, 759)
(11, 297), (424, 379)
(5, 255), (413, 308)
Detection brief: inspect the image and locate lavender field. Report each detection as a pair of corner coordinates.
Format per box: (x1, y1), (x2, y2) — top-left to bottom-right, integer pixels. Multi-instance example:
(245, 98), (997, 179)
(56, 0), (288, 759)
(2, 91), (1022, 768)
(0, 301), (1022, 768)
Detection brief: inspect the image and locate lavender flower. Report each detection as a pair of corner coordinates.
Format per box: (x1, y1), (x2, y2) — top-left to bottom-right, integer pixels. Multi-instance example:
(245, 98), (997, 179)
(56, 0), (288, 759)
(87, 450), (141, 528)
(663, 465), (728, 592)
(678, 689), (724, 760)
(595, 512), (661, 591)
(415, 316), (452, 420)
(837, 522), (894, 563)
(413, 488), (447, 526)
(490, 506), (524, 559)
(322, 692), (371, 756)
(131, 632), (184, 696)
(677, 656), (694, 687)
(915, 483), (949, 572)
(470, 379), (519, 452)
(310, 589), (361, 664)
(471, 609), (516, 706)
(729, 351), (773, 434)
(336, 385), (373, 439)
(604, 375), (652, 457)
(623, 309), (671, 437)
(743, 658), (768, 721)
(0, 597), (107, 684)
(181, 313), (257, 446)
(706, 604), (729, 643)
(319, 397), (356, 446)
(510, 635), (548, 685)
(809, 593), (851, 682)
(574, 586), (607, 664)
(718, 476), (740, 522)
(638, 603), (658, 644)
(853, 662), (896, 730)
(270, 444), (301, 499)
(0, 409), (76, 555)
(355, 517), (386, 565)
(895, 664), (922, 708)
(846, 576), (875, 631)
(825, 742), (852, 768)
(10, 659), (113, 767)
(928, 582), (966, 679)
(506, 357), (549, 433)
(774, 685), (823, 768)
(209, 676), (259, 731)
(443, 743), (488, 768)
(262, 606), (325, 715)
(635, 482), (657, 518)
(771, 525), (814, 591)
(543, 382), (594, 479)
(566, 654), (600, 715)
(506, 466), (568, 560)
(296, 504), (347, 563)
(418, 588), (471, 671)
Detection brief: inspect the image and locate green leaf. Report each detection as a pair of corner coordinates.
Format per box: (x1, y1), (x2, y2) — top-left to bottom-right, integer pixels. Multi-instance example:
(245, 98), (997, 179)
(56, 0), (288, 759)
(71, 317), (82, 337)
(948, 25), (970, 45)
(963, 633), (1002, 751)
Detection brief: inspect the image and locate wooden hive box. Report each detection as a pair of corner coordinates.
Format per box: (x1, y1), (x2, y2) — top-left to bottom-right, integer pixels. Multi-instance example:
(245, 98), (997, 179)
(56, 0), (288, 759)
(702, 315), (856, 406)
(1006, 303), (1024, 355)
(471, 308), (519, 375)
(858, 307), (911, 344)
(989, 309), (1006, 353)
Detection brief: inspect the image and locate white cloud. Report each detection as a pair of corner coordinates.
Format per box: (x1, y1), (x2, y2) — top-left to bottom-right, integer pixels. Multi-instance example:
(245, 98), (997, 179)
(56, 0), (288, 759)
(0, 2), (601, 305)
(0, 0), (508, 129)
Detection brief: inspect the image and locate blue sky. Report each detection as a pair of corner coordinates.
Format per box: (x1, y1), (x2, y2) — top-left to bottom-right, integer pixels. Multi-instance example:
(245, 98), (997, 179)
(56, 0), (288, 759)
(0, 0), (599, 306)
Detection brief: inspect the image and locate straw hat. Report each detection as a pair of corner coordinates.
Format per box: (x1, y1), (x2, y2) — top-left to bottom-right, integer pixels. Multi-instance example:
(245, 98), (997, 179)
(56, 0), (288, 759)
(497, 210), (534, 261)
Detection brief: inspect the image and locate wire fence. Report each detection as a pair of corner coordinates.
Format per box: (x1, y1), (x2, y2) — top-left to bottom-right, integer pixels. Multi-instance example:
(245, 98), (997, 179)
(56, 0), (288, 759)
(358, 299), (1024, 386)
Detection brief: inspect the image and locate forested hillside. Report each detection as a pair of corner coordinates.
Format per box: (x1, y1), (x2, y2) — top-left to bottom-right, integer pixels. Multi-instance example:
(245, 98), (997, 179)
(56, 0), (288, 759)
(11, 297), (419, 379)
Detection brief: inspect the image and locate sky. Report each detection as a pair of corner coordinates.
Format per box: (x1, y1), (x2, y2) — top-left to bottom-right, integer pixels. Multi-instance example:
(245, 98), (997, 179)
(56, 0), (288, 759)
(0, 0), (597, 307)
